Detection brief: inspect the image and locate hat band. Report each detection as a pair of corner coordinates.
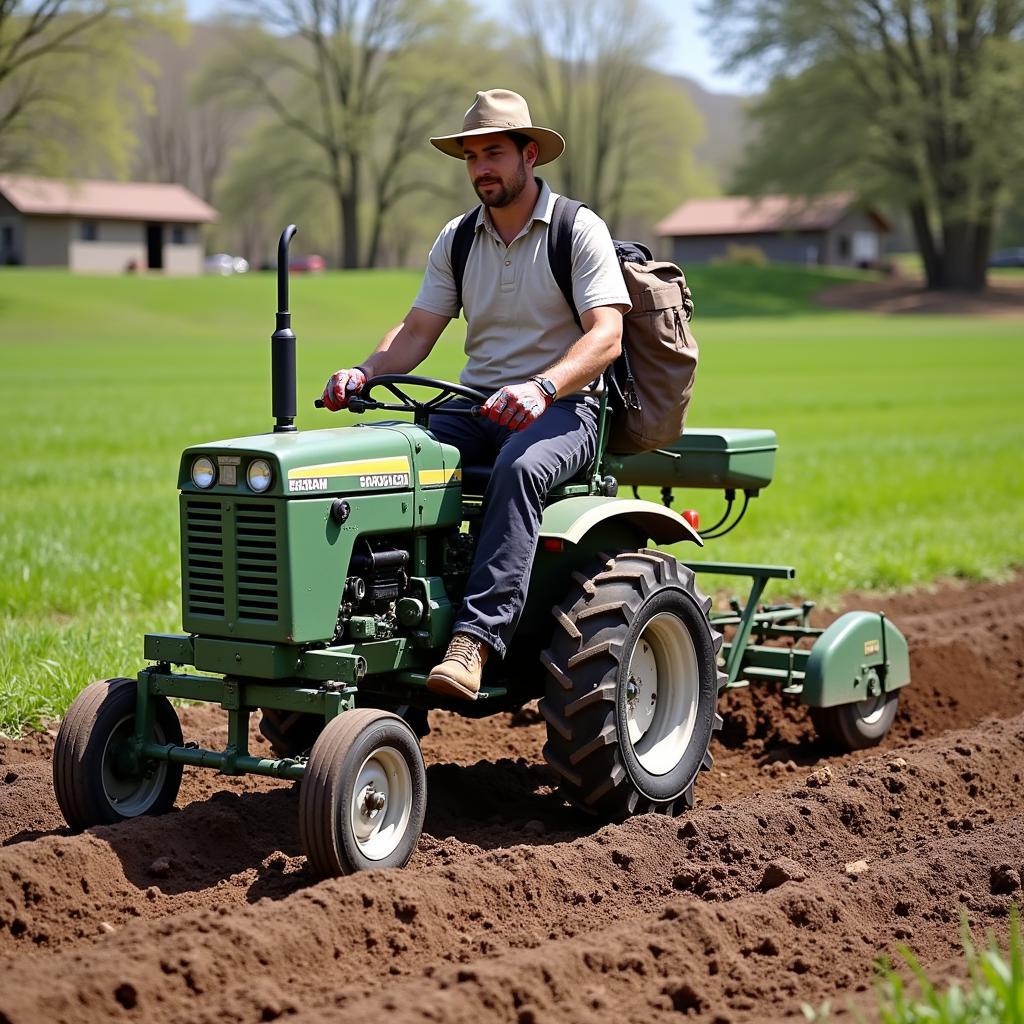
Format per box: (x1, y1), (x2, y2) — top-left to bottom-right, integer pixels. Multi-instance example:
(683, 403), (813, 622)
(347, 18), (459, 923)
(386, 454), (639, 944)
(461, 119), (535, 132)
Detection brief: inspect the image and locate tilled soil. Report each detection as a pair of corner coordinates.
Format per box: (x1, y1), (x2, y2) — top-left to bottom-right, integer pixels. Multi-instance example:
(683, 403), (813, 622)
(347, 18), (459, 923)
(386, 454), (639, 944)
(1, 574), (1023, 1023)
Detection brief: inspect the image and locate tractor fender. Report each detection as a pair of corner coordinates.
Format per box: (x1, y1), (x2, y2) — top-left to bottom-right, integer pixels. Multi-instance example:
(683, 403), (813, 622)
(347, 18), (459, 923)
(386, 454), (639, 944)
(801, 611), (911, 708)
(538, 496), (703, 548)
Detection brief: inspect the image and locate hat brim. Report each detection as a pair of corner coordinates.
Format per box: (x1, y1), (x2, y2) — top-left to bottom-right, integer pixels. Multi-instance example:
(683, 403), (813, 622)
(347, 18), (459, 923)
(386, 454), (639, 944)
(429, 125), (565, 166)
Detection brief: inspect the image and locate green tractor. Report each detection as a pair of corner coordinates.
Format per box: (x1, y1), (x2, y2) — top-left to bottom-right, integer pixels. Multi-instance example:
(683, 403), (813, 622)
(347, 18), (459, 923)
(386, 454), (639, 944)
(53, 227), (911, 876)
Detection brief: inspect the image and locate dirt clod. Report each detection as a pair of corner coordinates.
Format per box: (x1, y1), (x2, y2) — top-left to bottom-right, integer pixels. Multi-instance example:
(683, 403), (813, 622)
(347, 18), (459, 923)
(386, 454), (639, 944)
(147, 857), (171, 878)
(806, 766), (834, 788)
(990, 864), (1022, 895)
(761, 858), (808, 891)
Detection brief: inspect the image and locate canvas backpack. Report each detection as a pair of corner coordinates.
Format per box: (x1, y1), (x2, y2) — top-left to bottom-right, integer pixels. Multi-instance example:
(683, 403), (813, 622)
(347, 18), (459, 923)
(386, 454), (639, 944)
(450, 194), (698, 454)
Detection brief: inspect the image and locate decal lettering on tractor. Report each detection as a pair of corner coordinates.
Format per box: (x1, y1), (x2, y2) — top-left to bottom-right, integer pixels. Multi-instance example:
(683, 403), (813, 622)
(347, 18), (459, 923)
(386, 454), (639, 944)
(289, 477), (329, 492)
(287, 456), (411, 491)
(864, 639), (880, 656)
(359, 473), (410, 488)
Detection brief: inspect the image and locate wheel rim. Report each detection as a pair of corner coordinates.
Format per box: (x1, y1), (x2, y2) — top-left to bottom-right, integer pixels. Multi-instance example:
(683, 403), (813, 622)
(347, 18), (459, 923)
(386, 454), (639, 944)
(101, 715), (169, 817)
(854, 693), (888, 725)
(624, 611), (700, 776)
(348, 746), (413, 861)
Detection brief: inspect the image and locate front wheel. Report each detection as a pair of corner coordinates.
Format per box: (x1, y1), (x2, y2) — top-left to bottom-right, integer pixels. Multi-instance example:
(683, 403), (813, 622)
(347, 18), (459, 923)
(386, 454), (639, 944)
(299, 709), (427, 877)
(539, 550), (725, 818)
(53, 677), (183, 831)
(809, 690), (900, 751)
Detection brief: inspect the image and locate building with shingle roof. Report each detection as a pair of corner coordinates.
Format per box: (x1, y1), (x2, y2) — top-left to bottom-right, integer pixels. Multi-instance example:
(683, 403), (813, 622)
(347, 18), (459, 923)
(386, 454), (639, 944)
(0, 175), (218, 274)
(655, 193), (890, 267)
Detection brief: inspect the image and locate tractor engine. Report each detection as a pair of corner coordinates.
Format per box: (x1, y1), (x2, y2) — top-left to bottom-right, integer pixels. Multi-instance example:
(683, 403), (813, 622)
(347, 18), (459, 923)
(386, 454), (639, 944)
(337, 538), (412, 642)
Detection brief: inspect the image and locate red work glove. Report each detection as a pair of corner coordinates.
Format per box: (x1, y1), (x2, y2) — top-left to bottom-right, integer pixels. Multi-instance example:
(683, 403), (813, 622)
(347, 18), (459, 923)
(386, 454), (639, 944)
(321, 367), (367, 411)
(482, 381), (551, 431)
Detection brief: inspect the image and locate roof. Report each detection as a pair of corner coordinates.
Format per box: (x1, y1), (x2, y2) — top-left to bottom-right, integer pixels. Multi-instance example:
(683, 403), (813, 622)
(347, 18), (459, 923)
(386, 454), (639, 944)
(655, 192), (887, 237)
(0, 174), (218, 224)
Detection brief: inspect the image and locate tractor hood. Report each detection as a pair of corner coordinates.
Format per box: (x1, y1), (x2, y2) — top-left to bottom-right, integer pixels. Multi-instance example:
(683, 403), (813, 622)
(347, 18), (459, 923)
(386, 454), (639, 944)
(178, 421), (457, 498)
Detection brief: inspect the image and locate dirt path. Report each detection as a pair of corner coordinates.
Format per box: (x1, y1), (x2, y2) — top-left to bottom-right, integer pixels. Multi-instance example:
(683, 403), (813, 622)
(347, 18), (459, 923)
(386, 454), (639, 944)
(1, 575), (1022, 1022)
(815, 276), (1024, 316)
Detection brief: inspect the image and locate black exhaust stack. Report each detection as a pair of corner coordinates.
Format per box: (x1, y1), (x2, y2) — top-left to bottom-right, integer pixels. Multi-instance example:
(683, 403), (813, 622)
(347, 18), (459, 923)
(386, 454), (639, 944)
(272, 224), (298, 433)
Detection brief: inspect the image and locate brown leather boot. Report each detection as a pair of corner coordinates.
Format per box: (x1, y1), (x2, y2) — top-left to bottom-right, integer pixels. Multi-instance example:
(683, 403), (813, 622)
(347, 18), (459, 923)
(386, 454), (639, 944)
(426, 634), (489, 701)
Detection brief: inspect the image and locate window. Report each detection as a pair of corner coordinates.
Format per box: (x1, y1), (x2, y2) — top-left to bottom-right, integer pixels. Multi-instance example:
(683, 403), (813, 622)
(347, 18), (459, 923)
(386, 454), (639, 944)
(837, 234), (851, 259)
(80, 220), (98, 242)
(171, 225), (186, 245)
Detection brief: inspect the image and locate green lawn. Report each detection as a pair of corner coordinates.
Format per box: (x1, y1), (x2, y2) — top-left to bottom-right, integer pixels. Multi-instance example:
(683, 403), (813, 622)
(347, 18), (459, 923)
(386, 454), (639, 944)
(1, 265), (1022, 734)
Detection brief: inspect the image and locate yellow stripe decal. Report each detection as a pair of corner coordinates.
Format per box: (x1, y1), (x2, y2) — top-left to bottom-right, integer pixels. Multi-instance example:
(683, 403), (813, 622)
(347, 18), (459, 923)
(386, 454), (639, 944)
(418, 468), (463, 486)
(288, 457), (410, 480)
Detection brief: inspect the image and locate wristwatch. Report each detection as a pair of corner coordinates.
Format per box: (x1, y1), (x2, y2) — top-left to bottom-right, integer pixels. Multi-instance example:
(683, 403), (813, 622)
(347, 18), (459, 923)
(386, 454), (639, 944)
(530, 376), (558, 404)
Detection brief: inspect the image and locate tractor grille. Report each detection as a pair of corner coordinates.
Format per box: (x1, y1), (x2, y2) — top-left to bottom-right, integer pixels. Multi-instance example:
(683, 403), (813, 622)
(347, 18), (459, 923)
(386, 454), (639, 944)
(234, 503), (279, 621)
(185, 499), (226, 616)
(184, 499), (280, 624)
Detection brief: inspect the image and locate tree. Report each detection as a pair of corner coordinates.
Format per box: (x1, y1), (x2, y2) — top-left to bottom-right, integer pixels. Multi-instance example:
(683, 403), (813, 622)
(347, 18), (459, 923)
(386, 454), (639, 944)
(133, 25), (238, 203)
(0, 0), (183, 176)
(510, 0), (712, 236)
(199, 0), (492, 269)
(703, 0), (1024, 290)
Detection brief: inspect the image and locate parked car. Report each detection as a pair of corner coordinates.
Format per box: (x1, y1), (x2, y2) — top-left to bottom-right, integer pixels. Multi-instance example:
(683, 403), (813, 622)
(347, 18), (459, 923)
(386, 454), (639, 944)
(989, 247), (1024, 268)
(289, 254), (326, 273)
(204, 253), (250, 276)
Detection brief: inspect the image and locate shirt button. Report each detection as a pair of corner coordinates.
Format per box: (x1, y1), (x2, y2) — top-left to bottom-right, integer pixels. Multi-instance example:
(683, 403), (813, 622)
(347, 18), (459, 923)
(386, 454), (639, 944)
(504, 260), (511, 266)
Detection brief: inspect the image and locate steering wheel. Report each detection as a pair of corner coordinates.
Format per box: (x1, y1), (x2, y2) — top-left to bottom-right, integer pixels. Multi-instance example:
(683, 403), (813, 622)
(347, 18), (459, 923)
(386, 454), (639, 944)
(314, 374), (488, 426)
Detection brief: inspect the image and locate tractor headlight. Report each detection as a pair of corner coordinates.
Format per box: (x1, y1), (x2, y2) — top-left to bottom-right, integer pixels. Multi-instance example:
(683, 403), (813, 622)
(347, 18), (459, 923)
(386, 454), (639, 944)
(247, 459), (273, 493)
(191, 456), (216, 489)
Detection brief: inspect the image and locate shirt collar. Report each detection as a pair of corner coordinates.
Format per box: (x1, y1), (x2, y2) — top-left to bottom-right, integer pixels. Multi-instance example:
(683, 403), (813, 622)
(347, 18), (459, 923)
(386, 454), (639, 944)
(477, 178), (555, 238)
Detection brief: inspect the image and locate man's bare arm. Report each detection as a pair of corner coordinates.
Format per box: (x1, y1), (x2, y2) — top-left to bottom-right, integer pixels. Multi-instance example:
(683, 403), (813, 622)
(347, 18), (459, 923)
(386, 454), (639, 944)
(358, 307), (451, 377)
(542, 305), (624, 396)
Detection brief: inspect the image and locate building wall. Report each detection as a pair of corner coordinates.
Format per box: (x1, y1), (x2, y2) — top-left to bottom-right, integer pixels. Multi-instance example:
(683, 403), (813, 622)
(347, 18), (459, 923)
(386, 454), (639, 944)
(23, 216), (71, 266)
(66, 218), (203, 274)
(668, 231), (828, 266)
(0, 196), (22, 264)
(823, 212), (886, 267)
(164, 223), (203, 275)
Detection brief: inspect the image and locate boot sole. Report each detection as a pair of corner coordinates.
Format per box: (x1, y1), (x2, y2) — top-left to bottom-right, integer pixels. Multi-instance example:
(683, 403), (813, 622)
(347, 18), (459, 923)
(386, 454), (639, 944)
(425, 672), (480, 701)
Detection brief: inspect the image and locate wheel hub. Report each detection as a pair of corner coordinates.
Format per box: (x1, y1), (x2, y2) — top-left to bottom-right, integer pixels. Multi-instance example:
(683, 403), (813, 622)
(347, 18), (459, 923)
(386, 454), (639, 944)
(623, 611), (700, 777)
(349, 747), (413, 860)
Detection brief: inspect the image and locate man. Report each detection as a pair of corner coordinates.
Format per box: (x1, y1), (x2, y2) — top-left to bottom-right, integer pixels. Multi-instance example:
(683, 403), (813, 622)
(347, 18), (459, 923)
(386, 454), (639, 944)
(321, 88), (630, 700)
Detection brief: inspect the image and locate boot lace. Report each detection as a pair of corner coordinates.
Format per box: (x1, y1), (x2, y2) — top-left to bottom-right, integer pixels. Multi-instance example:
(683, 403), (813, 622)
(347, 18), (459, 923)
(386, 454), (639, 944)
(446, 634), (481, 669)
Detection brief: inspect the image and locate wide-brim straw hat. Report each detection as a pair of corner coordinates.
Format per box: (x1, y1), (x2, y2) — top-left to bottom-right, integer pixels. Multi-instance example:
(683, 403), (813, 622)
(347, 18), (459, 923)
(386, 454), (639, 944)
(430, 89), (564, 166)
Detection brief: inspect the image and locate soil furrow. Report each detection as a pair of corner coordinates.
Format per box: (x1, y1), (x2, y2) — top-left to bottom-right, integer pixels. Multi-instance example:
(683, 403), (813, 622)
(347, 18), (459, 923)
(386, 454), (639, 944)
(0, 575), (1021, 1023)
(1, 712), (1022, 1022)
(292, 818), (1024, 1024)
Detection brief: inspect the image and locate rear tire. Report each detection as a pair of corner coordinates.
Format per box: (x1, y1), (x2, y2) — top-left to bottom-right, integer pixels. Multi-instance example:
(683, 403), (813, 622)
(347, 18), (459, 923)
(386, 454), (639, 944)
(299, 709), (426, 877)
(809, 691), (899, 751)
(53, 677), (183, 831)
(539, 550), (725, 818)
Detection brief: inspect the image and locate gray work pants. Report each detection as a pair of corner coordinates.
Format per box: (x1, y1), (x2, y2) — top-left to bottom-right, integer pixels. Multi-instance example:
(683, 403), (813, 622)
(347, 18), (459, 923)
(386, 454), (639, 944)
(428, 397), (598, 658)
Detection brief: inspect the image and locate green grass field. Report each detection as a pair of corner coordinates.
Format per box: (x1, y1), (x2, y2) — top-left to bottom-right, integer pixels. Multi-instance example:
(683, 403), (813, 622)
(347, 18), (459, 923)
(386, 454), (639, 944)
(1, 265), (1022, 735)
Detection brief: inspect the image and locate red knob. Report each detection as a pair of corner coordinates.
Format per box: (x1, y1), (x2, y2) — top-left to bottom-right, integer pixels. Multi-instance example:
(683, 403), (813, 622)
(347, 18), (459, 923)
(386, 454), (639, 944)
(682, 509), (700, 531)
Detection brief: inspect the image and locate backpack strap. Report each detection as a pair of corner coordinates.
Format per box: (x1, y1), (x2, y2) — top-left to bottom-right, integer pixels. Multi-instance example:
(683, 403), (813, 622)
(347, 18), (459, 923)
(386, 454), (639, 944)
(547, 194), (585, 328)
(450, 206), (480, 316)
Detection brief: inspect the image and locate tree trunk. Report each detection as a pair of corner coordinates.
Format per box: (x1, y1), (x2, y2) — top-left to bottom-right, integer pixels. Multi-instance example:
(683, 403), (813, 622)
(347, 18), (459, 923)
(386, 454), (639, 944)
(907, 200), (942, 290)
(939, 221), (986, 291)
(340, 151), (362, 270)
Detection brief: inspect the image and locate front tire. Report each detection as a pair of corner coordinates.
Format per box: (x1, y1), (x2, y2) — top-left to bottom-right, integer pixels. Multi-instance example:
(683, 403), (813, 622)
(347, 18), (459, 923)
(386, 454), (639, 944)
(299, 709), (427, 877)
(53, 677), (183, 831)
(539, 550), (725, 818)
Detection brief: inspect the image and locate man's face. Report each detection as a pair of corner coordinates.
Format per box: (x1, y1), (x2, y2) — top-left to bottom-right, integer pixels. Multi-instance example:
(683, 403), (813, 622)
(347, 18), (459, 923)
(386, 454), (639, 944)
(462, 134), (535, 208)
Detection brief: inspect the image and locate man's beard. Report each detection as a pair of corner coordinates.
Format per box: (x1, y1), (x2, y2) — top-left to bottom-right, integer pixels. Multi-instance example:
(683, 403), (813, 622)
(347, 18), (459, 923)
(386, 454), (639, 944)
(474, 157), (527, 207)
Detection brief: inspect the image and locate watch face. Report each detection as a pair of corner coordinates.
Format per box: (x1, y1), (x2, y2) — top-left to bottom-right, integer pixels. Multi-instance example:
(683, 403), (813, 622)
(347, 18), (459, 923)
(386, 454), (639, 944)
(537, 378), (557, 398)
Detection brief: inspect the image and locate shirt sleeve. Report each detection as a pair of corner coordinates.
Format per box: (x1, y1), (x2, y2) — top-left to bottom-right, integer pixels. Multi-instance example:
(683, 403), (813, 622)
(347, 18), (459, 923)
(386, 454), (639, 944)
(412, 217), (461, 319)
(570, 209), (632, 316)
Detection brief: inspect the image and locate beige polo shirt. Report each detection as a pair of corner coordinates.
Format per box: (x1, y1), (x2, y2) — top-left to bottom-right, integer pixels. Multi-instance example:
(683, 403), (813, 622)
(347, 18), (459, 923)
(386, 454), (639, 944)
(412, 180), (630, 394)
